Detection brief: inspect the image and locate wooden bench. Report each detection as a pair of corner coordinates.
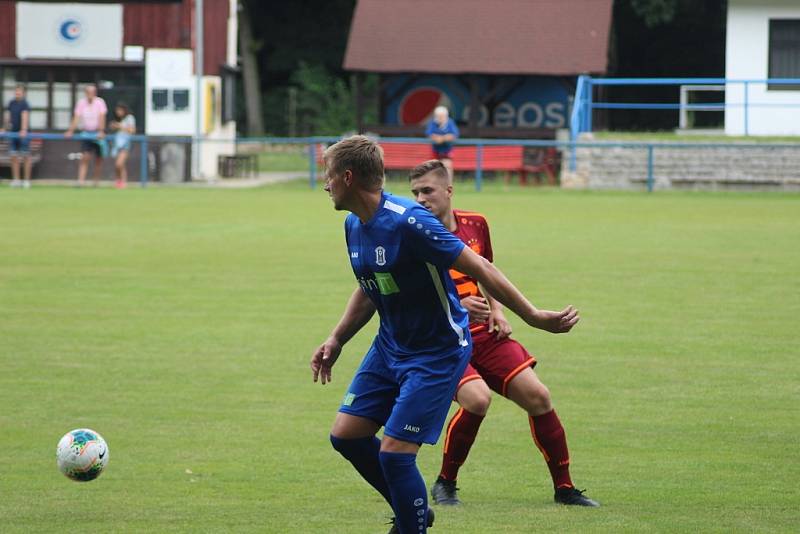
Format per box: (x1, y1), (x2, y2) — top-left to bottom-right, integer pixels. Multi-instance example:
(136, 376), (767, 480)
(0, 136), (44, 167)
(218, 153), (258, 178)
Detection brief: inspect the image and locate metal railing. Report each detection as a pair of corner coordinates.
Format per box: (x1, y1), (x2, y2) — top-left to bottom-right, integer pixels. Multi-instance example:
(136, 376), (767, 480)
(569, 76), (800, 144)
(4, 131), (800, 193)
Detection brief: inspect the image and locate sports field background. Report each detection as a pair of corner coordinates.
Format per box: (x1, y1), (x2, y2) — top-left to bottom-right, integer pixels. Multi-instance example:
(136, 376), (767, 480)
(1, 182), (798, 532)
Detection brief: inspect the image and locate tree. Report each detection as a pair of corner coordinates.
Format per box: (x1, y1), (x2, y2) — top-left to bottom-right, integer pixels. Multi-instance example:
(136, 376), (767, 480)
(628, 0), (680, 27)
(242, 0), (358, 135)
(238, 0), (264, 136)
(606, 0), (727, 130)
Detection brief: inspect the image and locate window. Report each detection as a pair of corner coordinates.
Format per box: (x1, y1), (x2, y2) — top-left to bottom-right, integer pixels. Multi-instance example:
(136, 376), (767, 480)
(0, 66), (144, 130)
(52, 82), (73, 129)
(152, 89), (169, 111)
(172, 89), (189, 111)
(768, 19), (800, 90)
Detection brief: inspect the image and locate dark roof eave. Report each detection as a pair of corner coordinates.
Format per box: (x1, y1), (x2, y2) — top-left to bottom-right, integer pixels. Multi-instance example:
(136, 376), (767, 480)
(0, 58), (144, 68)
(345, 66), (606, 77)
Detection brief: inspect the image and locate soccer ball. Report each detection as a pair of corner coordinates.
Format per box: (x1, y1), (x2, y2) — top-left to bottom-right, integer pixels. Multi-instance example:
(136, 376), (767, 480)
(56, 428), (109, 482)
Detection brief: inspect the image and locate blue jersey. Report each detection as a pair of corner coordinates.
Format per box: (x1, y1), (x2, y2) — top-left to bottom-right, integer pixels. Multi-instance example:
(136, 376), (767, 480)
(345, 192), (469, 359)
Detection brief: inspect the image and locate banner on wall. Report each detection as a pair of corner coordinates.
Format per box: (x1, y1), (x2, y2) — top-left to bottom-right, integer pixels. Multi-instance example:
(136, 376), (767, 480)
(384, 75), (572, 130)
(16, 2), (123, 60)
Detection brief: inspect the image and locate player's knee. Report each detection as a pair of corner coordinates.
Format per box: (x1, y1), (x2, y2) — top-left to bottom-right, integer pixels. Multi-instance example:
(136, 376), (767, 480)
(459, 382), (492, 416)
(529, 383), (552, 414)
(330, 434), (371, 459)
(330, 433), (348, 455)
(470, 390), (492, 416)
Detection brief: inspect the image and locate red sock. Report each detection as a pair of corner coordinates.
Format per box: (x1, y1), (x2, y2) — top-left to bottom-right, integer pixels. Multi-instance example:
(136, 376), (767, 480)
(529, 410), (573, 489)
(439, 407), (485, 481)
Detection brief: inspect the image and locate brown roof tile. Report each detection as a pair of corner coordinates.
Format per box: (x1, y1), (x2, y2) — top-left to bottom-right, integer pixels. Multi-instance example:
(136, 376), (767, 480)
(344, 0), (613, 75)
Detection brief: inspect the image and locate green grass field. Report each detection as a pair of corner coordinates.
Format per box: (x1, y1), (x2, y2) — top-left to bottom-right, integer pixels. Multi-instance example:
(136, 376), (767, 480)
(1, 182), (798, 533)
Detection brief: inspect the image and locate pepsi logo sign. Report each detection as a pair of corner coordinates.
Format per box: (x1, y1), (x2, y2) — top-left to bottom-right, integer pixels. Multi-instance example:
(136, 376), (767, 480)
(398, 87), (452, 125)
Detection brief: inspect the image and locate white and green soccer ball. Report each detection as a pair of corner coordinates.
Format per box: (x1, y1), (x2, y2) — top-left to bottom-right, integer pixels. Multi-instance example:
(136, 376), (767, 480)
(56, 429), (109, 482)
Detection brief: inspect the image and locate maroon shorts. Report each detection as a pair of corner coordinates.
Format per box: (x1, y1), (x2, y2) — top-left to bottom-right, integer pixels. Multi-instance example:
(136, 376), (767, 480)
(432, 149), (452, 160)
(456, 328), (536, 397)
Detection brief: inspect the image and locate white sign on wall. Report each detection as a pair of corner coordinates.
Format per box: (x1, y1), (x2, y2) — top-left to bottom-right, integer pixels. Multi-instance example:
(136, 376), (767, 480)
(145, 49), (195, 136)
(16, 2), (122, 60)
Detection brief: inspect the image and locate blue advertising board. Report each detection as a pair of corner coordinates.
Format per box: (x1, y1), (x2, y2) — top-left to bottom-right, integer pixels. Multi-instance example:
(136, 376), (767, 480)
(383, 74), (572, 130)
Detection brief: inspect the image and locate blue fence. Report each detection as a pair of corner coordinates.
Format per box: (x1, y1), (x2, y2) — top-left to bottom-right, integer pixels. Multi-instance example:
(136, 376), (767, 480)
(4, 131), (800, 193)
(569, 76), (800, 144)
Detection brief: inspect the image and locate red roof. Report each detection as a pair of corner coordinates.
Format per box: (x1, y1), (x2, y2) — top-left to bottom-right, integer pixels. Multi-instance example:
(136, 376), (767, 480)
(344, 0), (613, 75)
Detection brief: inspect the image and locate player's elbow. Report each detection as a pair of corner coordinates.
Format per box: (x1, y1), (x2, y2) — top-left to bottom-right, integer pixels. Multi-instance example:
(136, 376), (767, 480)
(474, 255), (498, 282)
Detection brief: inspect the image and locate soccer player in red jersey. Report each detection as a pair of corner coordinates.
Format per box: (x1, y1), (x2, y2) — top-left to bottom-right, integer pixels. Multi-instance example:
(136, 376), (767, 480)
(409, 160), (599, 507)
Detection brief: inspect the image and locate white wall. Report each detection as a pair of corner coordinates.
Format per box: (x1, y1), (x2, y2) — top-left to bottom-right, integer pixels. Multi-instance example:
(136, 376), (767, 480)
(145, 49), (196, 136)
(726, 0), (800, 135)
(145, 2), (237, 179)
(199, 76), (235, 178)
(227, 0), (238, 67)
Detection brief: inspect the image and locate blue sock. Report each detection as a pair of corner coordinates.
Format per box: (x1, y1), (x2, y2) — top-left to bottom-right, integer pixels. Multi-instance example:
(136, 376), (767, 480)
(379, 451), (429, 534)
(330, 435), (392, 506)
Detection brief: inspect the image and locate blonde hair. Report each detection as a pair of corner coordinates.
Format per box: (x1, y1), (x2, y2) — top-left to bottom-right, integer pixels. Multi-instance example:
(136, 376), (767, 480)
(323, 135), (385, 191)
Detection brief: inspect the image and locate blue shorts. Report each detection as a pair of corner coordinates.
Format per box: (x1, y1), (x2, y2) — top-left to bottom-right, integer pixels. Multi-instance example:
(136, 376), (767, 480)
(9, 136), (30, 155)
(111, 138), (131, 158)
(339, 339), (472, 445)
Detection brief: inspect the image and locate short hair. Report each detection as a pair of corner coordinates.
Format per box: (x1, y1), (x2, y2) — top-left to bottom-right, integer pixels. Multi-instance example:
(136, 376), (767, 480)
(15, 83), (26, 93)
(434, 106), (449, 116)
(115, 101), (131, 115)
(408, 159), (449, 183)
(323, 135), (384, 191)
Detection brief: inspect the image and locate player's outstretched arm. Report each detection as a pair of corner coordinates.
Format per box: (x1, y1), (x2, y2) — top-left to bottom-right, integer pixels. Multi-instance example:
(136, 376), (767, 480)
(311, 287), (376, 384)
(452, 247), (579, 334)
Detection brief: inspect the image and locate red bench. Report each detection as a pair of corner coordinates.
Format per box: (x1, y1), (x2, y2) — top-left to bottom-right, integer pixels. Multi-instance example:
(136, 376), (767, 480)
(380, 142), (558, 185)
(316, 141), (559, 184)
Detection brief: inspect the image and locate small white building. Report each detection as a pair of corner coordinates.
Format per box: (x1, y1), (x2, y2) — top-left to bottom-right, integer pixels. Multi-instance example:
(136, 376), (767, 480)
(725, 0), (800, 135)
(2, 0), (238, 180)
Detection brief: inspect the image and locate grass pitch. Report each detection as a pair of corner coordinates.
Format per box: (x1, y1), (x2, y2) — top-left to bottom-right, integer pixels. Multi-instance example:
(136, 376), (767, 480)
(1, 182), (798, 533)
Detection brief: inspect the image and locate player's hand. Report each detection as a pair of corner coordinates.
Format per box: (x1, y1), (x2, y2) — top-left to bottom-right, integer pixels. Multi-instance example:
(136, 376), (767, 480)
(530, 305), (580, 334)
(97, 131), (106, 139)
(64, 130), (73, 139)
(461, 295), (491, 323)
(20, 129), (27, 138)
(311, 336), (342, 385)
(488, 309), (513, 339)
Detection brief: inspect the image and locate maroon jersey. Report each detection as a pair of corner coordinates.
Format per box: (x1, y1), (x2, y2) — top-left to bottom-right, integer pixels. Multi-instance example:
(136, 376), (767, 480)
(449, 209), (494, 334)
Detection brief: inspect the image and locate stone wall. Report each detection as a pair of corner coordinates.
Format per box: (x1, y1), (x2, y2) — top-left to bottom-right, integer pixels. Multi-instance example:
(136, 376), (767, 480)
(560, 135), (800, 191)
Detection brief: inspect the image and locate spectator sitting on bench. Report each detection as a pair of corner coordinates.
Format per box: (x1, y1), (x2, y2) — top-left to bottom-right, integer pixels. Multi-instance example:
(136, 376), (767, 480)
(65, 84), (108, 187)
(425, 105), (460, 179)
(1, 84), (32, 189)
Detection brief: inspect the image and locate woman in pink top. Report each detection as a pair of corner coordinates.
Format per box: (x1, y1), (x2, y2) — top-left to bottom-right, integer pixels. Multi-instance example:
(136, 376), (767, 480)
(65, 84), (108, 187)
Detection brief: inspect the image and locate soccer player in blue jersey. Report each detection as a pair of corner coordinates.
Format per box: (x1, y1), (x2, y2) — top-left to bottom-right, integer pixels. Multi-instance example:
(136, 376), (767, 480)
(310, 135), (579, 533)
